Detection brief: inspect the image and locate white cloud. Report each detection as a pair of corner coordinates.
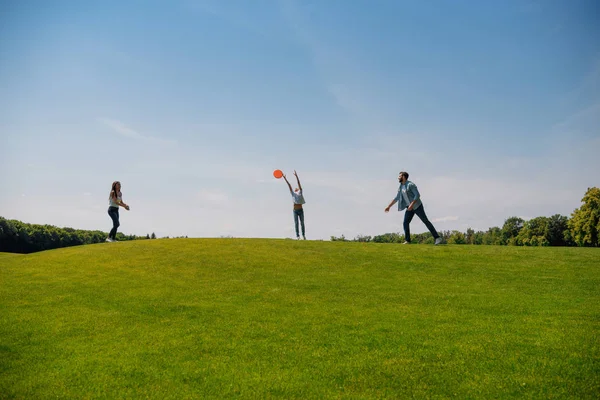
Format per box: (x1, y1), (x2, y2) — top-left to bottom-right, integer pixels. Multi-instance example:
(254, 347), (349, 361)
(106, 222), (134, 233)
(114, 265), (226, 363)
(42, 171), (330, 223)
(279, 0), (379, 122)
(196, 189), (231, 208)
(327, 84), (366, 115)
(98, 118), (177, 145)
(553, 102), (600, 132)
(432, 216), (459, 223)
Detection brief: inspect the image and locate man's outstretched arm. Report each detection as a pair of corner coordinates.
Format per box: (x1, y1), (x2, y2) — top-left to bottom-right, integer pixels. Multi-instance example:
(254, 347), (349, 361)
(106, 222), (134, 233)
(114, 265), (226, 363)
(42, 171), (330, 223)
(385, 198), (398, 213)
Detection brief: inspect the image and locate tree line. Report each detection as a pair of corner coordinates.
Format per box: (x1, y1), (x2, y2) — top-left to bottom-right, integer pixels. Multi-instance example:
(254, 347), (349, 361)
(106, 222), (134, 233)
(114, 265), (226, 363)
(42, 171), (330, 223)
(332, 187), (600, 247)
(2, 187), (598, 253)
(0, 217), (158, 254)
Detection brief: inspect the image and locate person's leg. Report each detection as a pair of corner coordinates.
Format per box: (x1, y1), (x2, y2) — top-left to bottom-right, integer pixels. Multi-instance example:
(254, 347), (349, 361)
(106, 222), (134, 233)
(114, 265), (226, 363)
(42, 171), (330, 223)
(403, 209), (415, 242)
(108, 208), (120, 239)
(298, 209), (305, 238)
(293, 209), (300, 238)
(414, 205), (439, 239)
(108, 209), (117, 238)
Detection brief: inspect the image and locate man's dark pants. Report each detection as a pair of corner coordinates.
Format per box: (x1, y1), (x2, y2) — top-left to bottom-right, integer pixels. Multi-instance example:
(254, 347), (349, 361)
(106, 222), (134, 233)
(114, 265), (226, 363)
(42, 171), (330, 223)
(403, 205), (439, 243)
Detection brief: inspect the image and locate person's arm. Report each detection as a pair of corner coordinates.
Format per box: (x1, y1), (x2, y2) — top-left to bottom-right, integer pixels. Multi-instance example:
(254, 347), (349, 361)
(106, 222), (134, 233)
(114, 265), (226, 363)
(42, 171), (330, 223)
(119, 200), (130, 210)
(112, 191), (130, 210)
(294, 170), (302, 191)
(282, 174), (293, 194)
(385, 196), (399, 213)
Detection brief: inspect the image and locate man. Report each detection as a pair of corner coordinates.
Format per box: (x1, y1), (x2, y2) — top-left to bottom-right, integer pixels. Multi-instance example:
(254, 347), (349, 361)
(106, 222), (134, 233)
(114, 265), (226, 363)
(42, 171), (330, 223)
(385, 171), (443, 245)
(283, 170), (306, 240)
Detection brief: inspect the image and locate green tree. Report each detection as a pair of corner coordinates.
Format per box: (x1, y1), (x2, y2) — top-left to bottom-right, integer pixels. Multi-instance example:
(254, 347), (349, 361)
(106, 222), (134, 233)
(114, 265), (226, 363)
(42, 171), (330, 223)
(412, 232), (434, 244)
(151, 232), (156, 239)
(465, 228), (475, 244)
(516, 217), (548, 246)
(0, 216), (144, 253)
(472, 230), (485, 245)
(447, 230), (466, 244)
(330, 234), (348, 242)
(372, 233), (403, 243)
(483, 227), (503, 245)
(502, 217), (525, 245)
(568, 187), (600, 247)
(547, 214), (570, 246)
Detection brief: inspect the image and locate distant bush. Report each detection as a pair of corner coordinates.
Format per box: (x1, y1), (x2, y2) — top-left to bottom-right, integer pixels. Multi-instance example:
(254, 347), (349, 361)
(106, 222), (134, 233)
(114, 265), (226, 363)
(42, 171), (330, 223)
(0, 217), (149, 254)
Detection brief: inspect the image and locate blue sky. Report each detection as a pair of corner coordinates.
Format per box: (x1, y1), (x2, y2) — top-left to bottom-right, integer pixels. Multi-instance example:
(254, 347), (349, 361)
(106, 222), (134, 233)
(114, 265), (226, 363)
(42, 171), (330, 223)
(1, 0), (599, 239)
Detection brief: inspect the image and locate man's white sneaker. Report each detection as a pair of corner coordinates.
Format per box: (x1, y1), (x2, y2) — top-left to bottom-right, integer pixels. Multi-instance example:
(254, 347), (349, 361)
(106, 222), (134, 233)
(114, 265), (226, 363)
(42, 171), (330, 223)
(402, 241), (410, 244)
(297, 236), (301, 240)
(435, 237), (443, 245)
(105, 238), (113, 243)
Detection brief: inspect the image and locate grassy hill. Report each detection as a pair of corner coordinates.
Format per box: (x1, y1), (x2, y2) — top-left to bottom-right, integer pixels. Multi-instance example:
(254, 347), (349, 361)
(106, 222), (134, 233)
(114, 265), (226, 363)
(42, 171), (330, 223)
(1, 240), (598, 399)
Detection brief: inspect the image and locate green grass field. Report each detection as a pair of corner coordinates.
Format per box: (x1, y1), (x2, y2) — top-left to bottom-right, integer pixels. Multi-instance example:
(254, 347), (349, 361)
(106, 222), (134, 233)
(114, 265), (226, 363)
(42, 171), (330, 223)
(1, 240), (598, 399)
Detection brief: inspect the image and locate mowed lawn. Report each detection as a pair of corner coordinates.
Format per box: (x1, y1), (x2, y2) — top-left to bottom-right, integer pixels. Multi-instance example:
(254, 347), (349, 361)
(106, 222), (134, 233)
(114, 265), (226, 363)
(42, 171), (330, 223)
(0, 240), (598, 399)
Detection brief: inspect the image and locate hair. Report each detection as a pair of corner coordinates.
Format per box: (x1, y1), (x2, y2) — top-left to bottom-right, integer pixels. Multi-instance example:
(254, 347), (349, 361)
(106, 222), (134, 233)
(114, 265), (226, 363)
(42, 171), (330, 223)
(399, 171), (409, 179)
(109, 181), (120, 200)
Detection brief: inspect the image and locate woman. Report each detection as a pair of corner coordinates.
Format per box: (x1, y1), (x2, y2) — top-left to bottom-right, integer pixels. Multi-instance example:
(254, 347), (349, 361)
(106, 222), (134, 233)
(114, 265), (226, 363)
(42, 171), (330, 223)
(106, 181), (130, 242)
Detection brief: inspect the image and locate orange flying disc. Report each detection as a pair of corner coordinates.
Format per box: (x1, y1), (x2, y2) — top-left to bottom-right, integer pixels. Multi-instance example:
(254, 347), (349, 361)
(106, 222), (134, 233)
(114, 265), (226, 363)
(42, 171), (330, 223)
(273, 169), (283, 179)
